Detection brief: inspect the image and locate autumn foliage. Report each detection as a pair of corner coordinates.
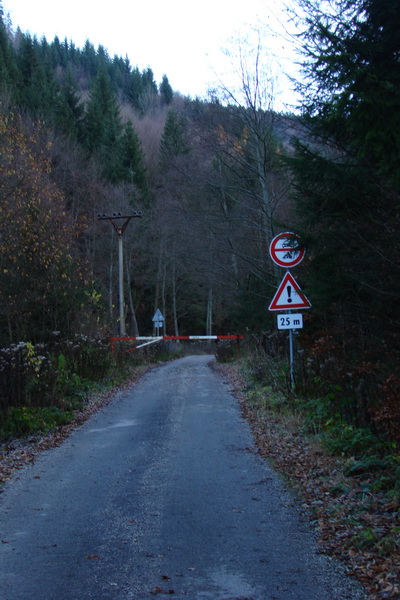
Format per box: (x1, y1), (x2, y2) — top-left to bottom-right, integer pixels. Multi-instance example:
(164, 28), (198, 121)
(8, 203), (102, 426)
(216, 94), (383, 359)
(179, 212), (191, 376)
(0, 112), (95, 343)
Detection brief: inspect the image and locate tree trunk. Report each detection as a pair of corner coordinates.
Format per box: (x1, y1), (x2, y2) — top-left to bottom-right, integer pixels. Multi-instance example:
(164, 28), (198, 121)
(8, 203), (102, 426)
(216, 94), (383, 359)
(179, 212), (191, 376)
(161, 264), (167, 335)
(172, 261), (179, 336)
(126, 255), (139, 336)
(206, 287), (213, 336)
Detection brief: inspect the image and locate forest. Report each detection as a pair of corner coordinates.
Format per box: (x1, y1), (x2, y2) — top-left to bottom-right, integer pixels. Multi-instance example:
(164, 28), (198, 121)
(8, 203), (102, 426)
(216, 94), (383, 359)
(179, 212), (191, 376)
(0, 0), (399, 445)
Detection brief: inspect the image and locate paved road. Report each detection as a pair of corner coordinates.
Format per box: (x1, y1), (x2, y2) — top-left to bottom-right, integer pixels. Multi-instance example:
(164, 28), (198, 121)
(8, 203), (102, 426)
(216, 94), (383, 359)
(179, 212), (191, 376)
(0, 355), (367, 600)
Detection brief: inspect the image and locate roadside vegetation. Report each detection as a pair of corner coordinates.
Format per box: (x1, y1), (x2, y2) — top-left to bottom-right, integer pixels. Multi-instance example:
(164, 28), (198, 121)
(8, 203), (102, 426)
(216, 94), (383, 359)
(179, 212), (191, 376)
(215, 340), (400, 600)
(0, 338), (185, 440)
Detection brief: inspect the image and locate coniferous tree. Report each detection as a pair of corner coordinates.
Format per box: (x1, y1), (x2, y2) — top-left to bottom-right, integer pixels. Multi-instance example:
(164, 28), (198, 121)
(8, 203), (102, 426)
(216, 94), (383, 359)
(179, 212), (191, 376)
(15, 34), (38, 106)
(125, 66), (144, 111)
(297, 0), (400, 184)
(99, 115), (123, 183)
(139, 67), (158, 113)
(16, 33), (57, 116)
(119, 120), (148, 194)
(81, 39), (97, 77)
(54, 67), (84, 140)
(159, 74), (173, 106)
(48, 35), (63, 67)
(0, 2), (16, 89)
(290, 0), (400, 311)
(81, 66), (123, 181)
(286, 0), (400, 428)
(159, 109), (190, 169)
(142, 67), (157, 95)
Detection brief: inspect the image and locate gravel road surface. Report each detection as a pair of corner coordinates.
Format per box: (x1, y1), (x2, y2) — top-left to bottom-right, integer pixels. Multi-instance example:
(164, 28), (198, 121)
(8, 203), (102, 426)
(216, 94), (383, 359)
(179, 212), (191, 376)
(0, 355), (368, 600)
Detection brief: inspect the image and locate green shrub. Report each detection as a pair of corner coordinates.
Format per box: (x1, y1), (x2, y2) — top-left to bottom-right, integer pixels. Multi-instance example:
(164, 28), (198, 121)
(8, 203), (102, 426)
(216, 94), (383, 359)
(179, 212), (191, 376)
(321, 422), (380, 457)
(0, 335), (190, 439)
(246, 384), (288, 412)
(2, 406), (73, 438)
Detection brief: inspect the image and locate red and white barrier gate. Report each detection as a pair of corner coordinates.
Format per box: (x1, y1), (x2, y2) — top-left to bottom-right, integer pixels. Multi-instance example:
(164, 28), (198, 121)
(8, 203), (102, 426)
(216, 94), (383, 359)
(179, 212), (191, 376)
(110, 335), (244, 358)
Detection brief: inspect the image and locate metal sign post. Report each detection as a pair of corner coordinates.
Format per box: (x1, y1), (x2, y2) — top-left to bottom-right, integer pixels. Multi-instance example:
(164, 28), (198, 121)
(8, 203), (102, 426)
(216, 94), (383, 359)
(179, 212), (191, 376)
(98, 212), (142, 336)
(289, 327), (295, 386)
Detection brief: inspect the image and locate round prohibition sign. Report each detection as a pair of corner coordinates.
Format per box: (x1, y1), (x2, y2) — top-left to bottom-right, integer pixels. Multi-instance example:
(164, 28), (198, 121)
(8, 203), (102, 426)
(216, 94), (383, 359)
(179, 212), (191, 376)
(269, 232), (305, 268)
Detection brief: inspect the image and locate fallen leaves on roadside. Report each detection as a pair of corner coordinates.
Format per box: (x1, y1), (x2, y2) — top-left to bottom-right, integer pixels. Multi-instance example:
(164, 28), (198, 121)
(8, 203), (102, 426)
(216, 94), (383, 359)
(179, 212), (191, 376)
(215, 362), (400, 600)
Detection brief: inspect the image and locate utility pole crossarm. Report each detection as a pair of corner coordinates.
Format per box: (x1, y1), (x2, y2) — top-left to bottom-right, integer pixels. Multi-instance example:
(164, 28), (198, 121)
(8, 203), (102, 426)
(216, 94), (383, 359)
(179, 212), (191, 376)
(97, 211), (142, 235)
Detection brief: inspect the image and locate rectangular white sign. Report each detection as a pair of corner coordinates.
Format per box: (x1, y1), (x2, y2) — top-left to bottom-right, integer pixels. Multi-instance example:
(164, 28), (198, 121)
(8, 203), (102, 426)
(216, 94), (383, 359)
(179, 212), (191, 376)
(277, 313), (303, 330)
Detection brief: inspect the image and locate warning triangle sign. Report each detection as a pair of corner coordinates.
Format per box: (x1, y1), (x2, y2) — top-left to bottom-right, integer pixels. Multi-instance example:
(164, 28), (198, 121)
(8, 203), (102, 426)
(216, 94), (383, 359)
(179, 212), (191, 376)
(268, 272), (311, 311)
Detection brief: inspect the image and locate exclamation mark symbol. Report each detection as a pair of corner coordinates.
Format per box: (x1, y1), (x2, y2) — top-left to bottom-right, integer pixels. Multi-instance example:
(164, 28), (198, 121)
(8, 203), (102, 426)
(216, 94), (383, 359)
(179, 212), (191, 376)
(287, 285), (292, 303)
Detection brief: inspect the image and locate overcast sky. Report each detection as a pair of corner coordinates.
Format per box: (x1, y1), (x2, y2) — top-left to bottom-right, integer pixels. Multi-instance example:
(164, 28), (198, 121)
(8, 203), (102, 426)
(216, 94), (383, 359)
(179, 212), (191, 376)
(2, 0), (301, 110)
